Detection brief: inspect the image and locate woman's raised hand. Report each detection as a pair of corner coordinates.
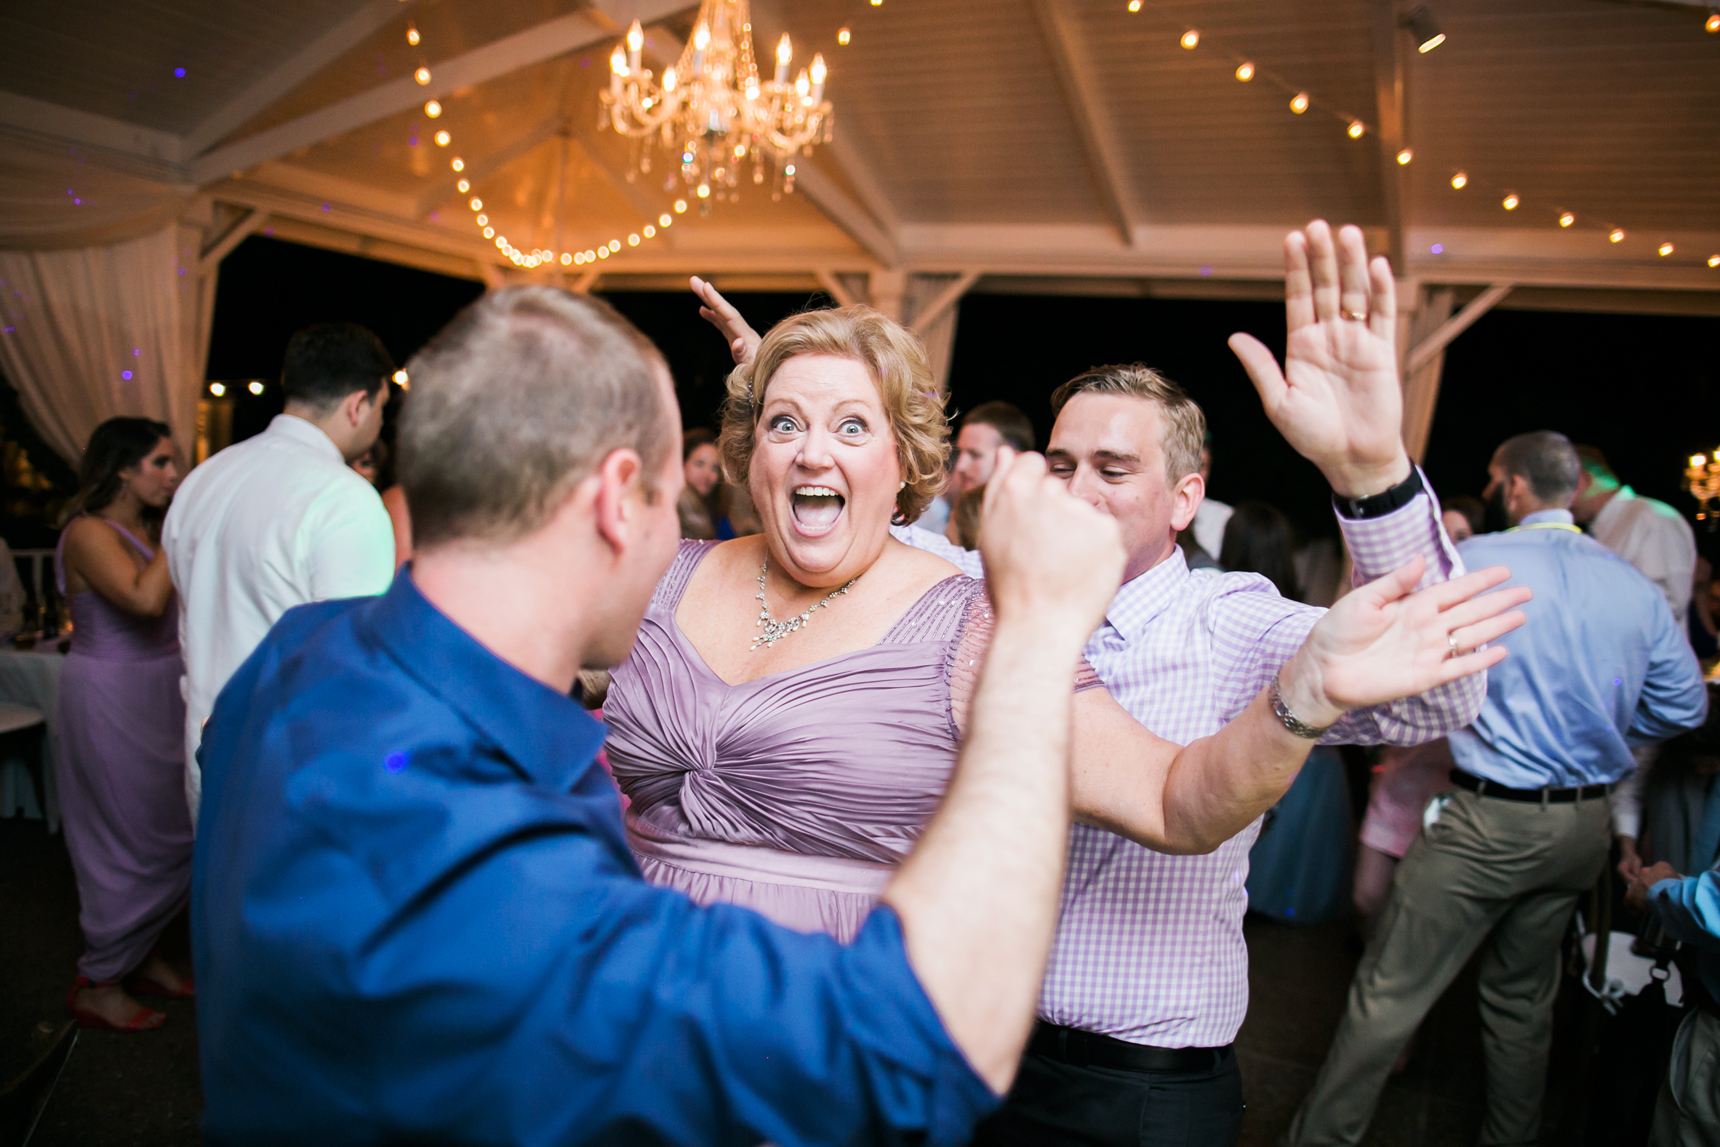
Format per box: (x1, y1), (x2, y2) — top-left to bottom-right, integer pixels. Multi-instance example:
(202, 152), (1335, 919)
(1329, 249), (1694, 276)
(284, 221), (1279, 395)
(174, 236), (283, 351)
(1275, 559), (1532, 728)
(691, 276), (762, 366)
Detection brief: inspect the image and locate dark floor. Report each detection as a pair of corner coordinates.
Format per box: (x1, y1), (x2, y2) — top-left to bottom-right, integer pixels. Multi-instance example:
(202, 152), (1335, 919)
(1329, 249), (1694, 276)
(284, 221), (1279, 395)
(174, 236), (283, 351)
(2, 816), (1607, 1146)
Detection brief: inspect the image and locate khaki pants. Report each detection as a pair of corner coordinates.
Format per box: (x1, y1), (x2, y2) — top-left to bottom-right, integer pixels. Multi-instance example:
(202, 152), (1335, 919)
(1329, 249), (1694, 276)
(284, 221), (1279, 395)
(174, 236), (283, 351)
(1651, 1009), (1720, 1147)
(1283, 787), (1610, 1147)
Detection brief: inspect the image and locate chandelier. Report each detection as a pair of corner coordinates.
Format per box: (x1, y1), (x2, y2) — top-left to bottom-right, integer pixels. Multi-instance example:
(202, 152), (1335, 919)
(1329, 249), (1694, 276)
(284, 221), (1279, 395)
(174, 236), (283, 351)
(599, 0), (832, 210)
(1686, 448), (1720, 529)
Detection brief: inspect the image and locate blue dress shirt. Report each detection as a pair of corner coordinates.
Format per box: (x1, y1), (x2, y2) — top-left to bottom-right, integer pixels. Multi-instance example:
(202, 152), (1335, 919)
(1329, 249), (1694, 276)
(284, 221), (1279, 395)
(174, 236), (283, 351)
(192, 570), (994, 1146)
(1448, 509), (1707, 789)
(1650, 871), (1720, 1003)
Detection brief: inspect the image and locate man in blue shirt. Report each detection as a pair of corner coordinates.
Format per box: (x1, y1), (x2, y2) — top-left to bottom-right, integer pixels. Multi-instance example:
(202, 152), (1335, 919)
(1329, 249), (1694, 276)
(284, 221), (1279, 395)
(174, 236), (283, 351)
(1628, 862), (1720, 1142)
(192, 286), (1526, 1147)
(1288, 430), (1708, 1146)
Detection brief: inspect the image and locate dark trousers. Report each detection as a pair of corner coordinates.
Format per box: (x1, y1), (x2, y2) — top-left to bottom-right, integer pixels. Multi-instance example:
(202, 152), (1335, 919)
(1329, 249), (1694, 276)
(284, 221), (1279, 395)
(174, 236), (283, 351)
(969, 1047), (1244, 1147)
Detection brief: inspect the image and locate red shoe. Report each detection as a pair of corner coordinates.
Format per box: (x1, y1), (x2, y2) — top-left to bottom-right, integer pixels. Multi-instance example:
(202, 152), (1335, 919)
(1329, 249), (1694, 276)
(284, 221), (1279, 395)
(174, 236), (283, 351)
(66, 976), (166, 1031)
(127, 972), (195, 999)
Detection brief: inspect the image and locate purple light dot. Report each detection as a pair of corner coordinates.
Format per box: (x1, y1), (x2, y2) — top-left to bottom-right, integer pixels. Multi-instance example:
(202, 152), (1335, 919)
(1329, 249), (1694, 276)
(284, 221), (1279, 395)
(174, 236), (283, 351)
(177, 267), (186, 276)
(132, 348), (141, 356)
(3, 327), (14, 334)
(73, 199), (81, 205)
(66, 189), (74, 196)
(428, 210), (440, 221)
(1430, 243), (1444, 254)
(321, 202), (331, 212)
(1198, 264), (1213, 277)
(408, 136), (419, 146)
(384, 750), (408, 773)
(121, 370), (133, 380)
(174, 67), (186, 78)
(582, 57), (591, 67)
(264, 226), (274, 236)
(1614, 677), (1623, 686)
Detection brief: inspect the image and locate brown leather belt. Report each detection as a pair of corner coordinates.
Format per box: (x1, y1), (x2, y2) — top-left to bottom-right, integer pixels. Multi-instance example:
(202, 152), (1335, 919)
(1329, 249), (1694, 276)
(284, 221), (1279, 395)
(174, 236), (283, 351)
(1028, 1022), (1231, 1073)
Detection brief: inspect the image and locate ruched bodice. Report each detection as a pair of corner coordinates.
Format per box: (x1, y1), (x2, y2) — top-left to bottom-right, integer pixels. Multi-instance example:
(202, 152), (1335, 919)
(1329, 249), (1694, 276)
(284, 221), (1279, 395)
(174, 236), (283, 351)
(604, 540), (986, 939)
(56, 519), (178, 662)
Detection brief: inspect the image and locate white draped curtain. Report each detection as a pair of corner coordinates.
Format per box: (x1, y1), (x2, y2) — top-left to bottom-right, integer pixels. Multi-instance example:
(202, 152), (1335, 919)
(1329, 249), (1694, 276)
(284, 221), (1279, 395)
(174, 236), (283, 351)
(0, 224), (213, 465)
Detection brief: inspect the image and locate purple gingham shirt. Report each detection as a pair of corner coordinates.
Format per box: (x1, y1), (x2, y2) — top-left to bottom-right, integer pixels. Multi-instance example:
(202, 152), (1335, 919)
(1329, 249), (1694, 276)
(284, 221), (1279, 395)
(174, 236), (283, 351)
(898, 474), (1483, 1047)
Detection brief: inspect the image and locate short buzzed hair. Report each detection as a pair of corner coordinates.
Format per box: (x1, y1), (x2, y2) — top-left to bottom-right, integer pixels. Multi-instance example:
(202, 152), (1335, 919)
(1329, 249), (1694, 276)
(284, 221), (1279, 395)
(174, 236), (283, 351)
(1050, 364), (1206, 484)
(398, 287), (672, 549)
(1495, 430), (1581, 505)
(1575, 444), (1617, 481)
(962, 402), (1035, 452)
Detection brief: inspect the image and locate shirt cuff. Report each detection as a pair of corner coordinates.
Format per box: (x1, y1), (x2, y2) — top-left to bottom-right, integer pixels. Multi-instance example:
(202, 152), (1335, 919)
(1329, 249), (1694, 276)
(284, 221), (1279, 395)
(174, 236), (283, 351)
(1334, 466), (1461, 592)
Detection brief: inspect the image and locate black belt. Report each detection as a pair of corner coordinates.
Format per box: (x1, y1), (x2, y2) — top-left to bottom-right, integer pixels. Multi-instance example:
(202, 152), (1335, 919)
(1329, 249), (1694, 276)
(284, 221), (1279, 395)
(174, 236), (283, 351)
(1449, 769), (1613, 803)
(1028, 1022), (1231, 1074)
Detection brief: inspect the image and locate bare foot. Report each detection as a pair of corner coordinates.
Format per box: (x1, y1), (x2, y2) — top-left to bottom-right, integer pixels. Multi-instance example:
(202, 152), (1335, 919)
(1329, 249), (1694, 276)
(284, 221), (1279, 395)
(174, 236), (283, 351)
(134, 952), (189, 995)
(73, 981), (162, 1029)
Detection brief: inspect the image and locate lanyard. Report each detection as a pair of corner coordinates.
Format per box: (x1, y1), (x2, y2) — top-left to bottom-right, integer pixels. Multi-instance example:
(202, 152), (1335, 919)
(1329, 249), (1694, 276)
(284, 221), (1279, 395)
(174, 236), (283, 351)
(1505, 522), (1582, 534)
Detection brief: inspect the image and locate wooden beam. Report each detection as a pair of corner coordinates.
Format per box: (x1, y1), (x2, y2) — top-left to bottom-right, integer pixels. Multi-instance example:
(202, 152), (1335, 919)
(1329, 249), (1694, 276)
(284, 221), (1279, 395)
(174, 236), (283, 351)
(573, 269), (601, 294)
(1404, 282), (1514, 375)
(1371, 0), (1406, 273)
(814, 270), (857, 307)
(414, 118), (564, 218)
(198, 208), (267, 274)
(184, 0), (418, 156)
(187, 2), (693, 186)
(1028, 0), (1138, 246)
(910, 270), (981, 334)
(0, 91), (185, 176)
(1400, 285), (1454, 463)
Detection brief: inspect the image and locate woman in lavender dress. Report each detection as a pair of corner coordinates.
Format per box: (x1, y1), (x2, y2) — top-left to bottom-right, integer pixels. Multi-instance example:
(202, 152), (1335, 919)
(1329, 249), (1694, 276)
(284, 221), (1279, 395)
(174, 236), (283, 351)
(55, 417), (192, 1030)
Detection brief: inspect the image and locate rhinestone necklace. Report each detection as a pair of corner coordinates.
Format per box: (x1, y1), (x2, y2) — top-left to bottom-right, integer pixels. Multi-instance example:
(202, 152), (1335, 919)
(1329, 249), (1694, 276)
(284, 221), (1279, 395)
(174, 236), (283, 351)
(751, 556), (860, 651)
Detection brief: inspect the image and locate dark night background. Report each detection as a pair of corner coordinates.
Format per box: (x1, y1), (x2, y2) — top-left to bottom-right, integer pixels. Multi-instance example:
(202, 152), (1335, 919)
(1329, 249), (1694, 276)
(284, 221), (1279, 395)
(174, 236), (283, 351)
(12, 234), (1716, 553)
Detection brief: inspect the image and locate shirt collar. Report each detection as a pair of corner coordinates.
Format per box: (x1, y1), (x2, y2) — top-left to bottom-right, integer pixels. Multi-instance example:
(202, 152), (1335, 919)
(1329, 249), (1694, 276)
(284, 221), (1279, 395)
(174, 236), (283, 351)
(1103, 546), (1191, 641)
(1517, 508), (1575, 528)
(358, 568), (608, 793)
(265, 413), (344, 465)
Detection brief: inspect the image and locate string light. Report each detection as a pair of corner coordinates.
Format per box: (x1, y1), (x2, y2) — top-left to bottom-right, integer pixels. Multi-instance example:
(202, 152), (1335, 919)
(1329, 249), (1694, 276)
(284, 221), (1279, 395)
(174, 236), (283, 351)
(609, 239), (621, 251)
(1289, 93), (1308, 113)
(414, 67), (431, 85)
(561, 253), (572, 265)
(457, 179), (469, 193)
(628, 233), (641, 246)
(392, 370), (409, 386)
(1559, 212), (1575, 227)
(659, 213), (672, 226)
(1710, 255), (1720, 268)
(424, 100), (442, 118)
(1708, 12), (1720, 31)
(469, 197), (482, 210)
(1347, 121), (1365, 138)
(1502, 193), (1519, 210)
(1450, 172), (1467, 189)
(644, 225), (656, 237)
(1610, 228), (1626, 243)
(838, 26), (851, 43)
(248, 381), (265, 395)
(406, 22), (419, 45)
(435, 130), (450, 146)
(1128, 0), (1141, 9)
(1660, 242), (1675, 256)
(1235, 62), (1255, 81)
(451, 157), (464, 171)
(1180, 30), (1200, 48)
(674, 199), (688, 213)
(1396, 148), (1413, 165)
(483, 226), (494, 237)
(209, 382), (226, 397)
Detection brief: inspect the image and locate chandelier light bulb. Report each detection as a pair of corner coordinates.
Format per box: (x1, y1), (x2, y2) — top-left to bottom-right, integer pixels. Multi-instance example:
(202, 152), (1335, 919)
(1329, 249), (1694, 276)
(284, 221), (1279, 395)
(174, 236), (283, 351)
(627, 21), (644, 52)
(1450, 172), (1467, 189)
(1347, 120), (1365, 138)
(610, 47), (628, 77)
(451, 157), (464, 171)
(662, 67), (677, 92)
(777, 34), (793, 65)
(1610, 228), (1625, 243)
(406, 22), (419, 46)
(795, 68), (810, 98)
(1559, 212), (1574, 227)
(838, 26), (851, 45)
(424, 100), (442, 118)
(694, 24), (711, 51)
(414, 67), (431, 85)
(1181, 30), (1199, 49)
(1290, 93), (1309, 113)
(1396, 148), (1413, 165)
(1502, 193), (1519, 210)
(435, 130), (450, 146)
(1660, 242), (1675, 256)
(1236, 62), (1255, 81)
(811, 54), (827, 84)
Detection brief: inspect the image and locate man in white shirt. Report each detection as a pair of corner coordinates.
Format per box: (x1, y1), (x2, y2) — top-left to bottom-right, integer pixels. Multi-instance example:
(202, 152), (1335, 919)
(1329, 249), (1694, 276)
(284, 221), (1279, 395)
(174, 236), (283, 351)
(1573, 444), (1696, 627)
(164, 323), (396, 820)
(1189, 436), (1234, 560)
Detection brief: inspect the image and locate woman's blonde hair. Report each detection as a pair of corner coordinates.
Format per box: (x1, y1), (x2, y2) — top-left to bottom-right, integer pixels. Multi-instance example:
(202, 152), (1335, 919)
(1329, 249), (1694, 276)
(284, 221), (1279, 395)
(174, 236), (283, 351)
(718, 305), (949, 525)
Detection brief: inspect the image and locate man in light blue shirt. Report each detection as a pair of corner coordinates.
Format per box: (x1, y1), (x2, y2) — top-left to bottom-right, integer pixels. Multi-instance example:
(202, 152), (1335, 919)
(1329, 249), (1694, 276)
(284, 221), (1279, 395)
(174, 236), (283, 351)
(1288, 431), (1707, 1147)
(1629, 863), (1720, 1142)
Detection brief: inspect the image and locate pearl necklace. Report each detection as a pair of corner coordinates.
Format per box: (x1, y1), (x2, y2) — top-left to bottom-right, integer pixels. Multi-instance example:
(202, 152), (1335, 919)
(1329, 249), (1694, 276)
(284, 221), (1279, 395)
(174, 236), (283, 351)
(751, 557), (860, 651)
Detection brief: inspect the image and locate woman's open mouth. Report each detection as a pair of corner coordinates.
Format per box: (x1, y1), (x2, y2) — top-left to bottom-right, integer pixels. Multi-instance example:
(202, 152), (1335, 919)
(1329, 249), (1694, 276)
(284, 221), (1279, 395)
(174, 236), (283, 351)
(790, 485), (846, 535)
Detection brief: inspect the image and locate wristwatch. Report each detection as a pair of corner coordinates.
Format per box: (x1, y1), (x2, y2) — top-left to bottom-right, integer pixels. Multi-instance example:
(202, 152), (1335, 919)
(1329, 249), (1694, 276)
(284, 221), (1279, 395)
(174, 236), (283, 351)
(1333, 466), (1424, 520)
(1269, 674), (1333, 740)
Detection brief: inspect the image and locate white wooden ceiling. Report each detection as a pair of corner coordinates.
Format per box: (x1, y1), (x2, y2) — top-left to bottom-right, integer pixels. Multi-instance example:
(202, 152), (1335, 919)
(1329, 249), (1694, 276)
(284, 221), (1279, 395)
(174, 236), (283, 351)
(2, 0), (1717, 303)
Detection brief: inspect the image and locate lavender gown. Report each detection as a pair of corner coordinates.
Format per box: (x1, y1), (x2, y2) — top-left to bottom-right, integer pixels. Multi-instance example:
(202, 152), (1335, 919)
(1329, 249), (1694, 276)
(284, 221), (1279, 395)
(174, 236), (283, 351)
(55, 519), (191, 982)
(605, 541), (1096, 942)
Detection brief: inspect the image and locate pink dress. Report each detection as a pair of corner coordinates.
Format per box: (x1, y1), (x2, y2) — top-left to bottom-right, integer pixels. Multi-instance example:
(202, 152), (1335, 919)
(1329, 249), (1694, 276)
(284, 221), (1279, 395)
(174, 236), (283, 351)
(604, 540), (1096, 942)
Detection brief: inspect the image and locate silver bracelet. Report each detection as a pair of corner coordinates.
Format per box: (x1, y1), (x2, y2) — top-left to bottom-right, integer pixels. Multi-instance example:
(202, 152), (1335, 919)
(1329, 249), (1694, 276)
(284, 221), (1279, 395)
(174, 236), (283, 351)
(1269, 674), (1333, 740)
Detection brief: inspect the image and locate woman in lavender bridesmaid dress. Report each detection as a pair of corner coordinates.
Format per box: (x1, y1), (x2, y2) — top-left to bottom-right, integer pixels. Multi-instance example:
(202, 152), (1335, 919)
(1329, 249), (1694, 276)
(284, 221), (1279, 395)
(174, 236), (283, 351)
(54, 417), (192, 1031)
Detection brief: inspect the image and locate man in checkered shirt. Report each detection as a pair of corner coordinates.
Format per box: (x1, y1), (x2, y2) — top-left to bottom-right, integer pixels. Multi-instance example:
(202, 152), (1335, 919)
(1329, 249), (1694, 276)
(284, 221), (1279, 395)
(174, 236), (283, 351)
(698, 221), (1490, 1147)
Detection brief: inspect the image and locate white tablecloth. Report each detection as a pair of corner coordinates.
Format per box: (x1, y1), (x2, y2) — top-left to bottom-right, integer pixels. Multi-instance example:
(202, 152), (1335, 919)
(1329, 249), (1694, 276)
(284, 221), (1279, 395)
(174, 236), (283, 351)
(0, 646), (64, 832)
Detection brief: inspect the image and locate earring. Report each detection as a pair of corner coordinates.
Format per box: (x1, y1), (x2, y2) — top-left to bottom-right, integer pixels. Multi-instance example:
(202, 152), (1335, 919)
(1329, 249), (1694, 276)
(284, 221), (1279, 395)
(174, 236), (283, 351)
(899, 480), (906, 490)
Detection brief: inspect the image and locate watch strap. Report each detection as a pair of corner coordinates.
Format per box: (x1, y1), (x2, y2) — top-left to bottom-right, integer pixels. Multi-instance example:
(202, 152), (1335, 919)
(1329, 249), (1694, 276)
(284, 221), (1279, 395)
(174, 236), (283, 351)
(1333, 466), (1425, 520)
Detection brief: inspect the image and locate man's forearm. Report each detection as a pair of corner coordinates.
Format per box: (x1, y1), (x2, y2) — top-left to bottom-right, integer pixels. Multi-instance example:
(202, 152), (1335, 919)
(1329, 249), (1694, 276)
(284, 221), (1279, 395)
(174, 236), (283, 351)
(882, 618), (1084, 1093)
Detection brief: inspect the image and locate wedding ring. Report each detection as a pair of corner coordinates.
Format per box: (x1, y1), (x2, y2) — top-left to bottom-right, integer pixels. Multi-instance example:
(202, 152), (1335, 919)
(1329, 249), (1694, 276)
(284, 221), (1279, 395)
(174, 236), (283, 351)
(1341, 307), (1367, 322)
(1447, 633), (1460, 658)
